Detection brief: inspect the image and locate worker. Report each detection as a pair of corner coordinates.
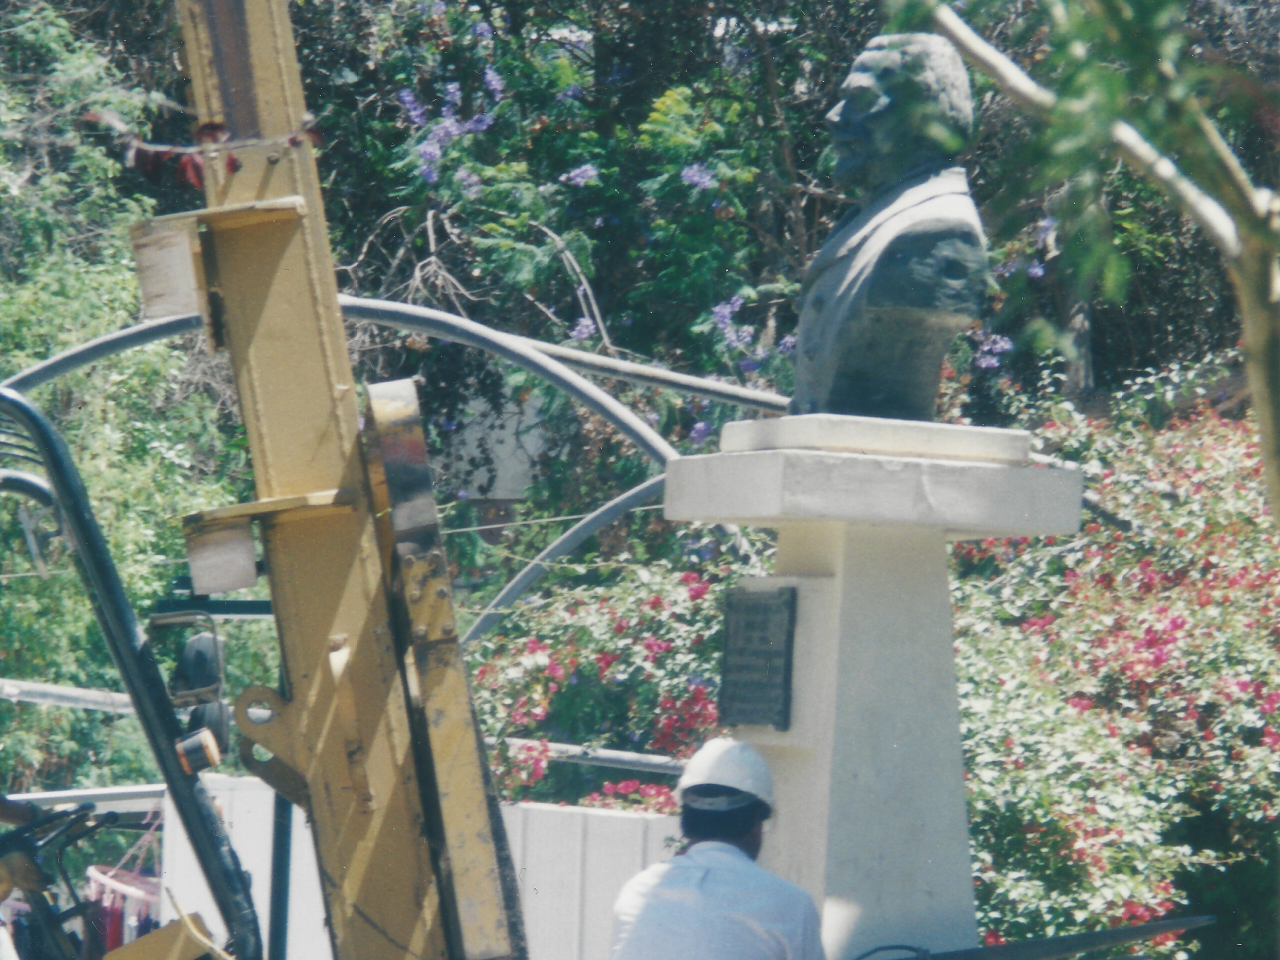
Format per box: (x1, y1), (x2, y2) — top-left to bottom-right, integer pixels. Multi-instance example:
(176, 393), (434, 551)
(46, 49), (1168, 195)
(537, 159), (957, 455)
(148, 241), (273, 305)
(610, 737), (826, 960)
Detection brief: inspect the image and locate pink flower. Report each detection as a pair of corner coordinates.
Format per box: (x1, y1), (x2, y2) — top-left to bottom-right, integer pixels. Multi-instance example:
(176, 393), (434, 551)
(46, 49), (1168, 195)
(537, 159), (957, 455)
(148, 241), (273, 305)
(617, 779), (641, 795)
(679, 571), (700, 583)
(642, 636), (673, 655)
(1263, 727), (1280, 750)
(1067, 696), (1093, 713)
(687, 582), (710, 601)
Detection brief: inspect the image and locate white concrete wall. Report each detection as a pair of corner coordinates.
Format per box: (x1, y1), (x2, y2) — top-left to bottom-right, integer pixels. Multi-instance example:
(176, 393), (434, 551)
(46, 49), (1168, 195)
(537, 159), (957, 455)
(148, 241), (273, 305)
(162, 777), (680, 960)
(503, 802), (680, 960)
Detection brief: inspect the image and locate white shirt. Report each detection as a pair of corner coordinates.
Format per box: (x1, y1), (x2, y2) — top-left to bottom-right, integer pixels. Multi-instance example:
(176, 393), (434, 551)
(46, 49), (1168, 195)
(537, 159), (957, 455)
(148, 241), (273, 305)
(610, 841), (826, 960)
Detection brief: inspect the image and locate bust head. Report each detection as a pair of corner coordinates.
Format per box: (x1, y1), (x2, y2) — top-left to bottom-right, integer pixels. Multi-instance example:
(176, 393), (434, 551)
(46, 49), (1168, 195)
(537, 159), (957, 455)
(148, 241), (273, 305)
(826, 33), (973, 192)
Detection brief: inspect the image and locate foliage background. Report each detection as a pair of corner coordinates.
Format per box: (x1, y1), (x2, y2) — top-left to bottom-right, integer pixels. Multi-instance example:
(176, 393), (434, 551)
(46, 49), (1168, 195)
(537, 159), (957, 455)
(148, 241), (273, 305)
(0, 0), (1277, 956)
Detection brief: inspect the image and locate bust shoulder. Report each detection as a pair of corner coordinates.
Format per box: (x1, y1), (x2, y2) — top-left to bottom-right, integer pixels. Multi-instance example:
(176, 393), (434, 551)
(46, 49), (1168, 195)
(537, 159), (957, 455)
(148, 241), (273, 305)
(865, 216), (987, 316)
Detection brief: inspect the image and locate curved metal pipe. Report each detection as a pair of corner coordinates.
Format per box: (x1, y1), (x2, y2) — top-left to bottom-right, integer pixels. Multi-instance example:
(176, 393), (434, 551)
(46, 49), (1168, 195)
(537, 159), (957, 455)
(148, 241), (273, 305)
(4, 303), (787, 415)
(2, 314), (203, 393)
(463, 475), (665, 643)
(529, 341), (788, 413)
(0, 389), (262, 960)
(339, 296), (788, 414)
(0, 470), (55, 508)
(341, 297), (679, 465)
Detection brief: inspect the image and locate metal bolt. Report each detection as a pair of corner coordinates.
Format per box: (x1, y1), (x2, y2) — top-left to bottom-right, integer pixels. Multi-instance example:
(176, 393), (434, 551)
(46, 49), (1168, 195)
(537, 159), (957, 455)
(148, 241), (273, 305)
(435, 587), (449, 599)
(409, 587), (422, 602)
(267, 152), (281, 164)
(441, 622), (455, 634)
(412, 625), (428, 640)
(329, 634), (348, 651)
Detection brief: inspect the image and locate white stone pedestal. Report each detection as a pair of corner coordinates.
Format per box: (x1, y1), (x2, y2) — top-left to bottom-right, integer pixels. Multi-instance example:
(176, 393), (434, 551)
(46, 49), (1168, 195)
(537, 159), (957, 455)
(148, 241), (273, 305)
(665, 415), (1082, 960)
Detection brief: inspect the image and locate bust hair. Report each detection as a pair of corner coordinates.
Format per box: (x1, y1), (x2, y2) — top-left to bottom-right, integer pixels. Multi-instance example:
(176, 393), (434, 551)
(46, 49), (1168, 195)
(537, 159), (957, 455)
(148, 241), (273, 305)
(859, 33), (973, 140)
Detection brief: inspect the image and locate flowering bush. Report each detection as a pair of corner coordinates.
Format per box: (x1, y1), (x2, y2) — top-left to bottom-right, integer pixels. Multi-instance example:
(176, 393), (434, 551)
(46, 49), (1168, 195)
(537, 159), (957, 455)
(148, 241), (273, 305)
(954, 353), (1278, 956)
(581, 780), (679, 815)
(468, 561), (735, 801)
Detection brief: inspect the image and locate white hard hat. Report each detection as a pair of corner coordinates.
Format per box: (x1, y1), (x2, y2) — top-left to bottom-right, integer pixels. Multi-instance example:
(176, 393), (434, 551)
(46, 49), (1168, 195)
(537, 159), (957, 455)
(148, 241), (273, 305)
(678, 738), (774, 810)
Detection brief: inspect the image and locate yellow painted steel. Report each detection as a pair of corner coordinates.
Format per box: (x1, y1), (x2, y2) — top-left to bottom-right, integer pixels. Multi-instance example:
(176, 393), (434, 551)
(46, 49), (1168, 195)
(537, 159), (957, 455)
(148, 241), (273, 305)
(173, 1), (449, 957)
(365, 381), (514, 960)
(103, 916), (218, 960)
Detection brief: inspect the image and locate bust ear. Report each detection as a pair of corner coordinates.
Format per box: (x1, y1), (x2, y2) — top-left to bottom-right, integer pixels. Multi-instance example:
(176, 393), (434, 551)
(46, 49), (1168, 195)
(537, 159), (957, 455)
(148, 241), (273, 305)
(866, 222), (987, 317)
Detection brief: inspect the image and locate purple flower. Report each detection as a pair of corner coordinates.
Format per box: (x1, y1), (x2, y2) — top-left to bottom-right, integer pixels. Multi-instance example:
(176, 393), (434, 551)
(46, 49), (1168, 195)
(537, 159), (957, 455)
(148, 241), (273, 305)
(420, 164), (439, 183)
(556, 84), (583, 102)
(968, 328), (1013, 370)
(463, 112), (494, 133)
(398, 89), (427, 127)
(1027, 259), (1045, 279)
(560, 163), (599, 187)
(483, 66), (505, 98)
(681, 163), (717, 191)
(645, 411), (660, 425)
(471, 21), (492, 37)
(570, 316), (596, 341)
(986, 334), (1014, 353)
(456, 168), (482, 198)
(689, 421), (713, 445)
(430, 1), (446, 14)
(994, 257), (1022, 279)
(444, 82), (462, 107)
(778, 333), (797, 356)
(738, 358), (760, 373)
(711, 295), (743, 329)
(418, 140), (443, 163)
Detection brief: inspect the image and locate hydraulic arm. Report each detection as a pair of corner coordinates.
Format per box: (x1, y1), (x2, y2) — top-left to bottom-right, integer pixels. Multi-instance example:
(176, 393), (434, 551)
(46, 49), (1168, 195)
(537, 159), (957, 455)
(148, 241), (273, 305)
(128, 1), (525, 958)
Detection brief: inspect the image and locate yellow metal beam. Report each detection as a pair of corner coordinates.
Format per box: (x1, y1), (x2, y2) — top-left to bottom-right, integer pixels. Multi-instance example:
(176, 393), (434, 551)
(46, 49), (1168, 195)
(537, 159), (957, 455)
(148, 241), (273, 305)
(172, 1), (449, 957)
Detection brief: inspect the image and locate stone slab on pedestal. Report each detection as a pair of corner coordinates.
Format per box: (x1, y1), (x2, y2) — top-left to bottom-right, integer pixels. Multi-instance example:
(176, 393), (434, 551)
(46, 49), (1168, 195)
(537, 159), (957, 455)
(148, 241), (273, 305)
(664, 417), (1083, 960)
(721, 413), (1032, 462)
(668, 415), (1081, 539)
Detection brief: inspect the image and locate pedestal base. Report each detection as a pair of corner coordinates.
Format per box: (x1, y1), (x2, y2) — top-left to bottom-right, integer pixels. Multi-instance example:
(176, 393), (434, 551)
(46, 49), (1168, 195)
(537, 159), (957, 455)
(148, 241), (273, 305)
(664, 417), (1082, 960)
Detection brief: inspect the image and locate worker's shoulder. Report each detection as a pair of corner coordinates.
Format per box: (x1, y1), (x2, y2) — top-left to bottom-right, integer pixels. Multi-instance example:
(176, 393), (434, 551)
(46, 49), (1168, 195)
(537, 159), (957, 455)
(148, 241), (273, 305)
(613, 857), (676, 907)
(737, 859), (816, 907)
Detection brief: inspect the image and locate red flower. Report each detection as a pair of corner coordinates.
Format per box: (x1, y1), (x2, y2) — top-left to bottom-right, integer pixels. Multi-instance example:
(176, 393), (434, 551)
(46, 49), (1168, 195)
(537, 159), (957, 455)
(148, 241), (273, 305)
(594, 651), (619, 676)
(616, 779), (641, 795)
(1262, 727), (1280, 750)
(983, 931), (1006, 947)
(687, 582), (710, 601)
(679, 571), (701, 583)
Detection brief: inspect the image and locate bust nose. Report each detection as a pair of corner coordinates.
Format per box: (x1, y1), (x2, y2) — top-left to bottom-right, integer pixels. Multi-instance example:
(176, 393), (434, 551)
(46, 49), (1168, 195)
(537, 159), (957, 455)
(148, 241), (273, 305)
(825, 101), (844, 127)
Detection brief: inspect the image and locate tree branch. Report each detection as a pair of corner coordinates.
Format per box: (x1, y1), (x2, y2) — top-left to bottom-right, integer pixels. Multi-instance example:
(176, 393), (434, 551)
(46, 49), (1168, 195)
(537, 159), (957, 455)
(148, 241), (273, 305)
(929, 3), (1242, 260)
(1109, 121), (1242, 258)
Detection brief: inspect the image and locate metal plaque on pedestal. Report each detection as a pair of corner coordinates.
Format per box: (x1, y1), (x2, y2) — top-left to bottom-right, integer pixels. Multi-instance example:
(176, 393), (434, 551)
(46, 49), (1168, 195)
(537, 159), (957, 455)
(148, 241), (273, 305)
(720, 586), (796, 730)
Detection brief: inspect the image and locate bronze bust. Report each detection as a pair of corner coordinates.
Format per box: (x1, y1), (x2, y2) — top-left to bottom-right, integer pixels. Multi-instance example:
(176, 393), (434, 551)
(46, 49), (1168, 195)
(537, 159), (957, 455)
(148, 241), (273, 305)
(791, 34), (989, 420)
